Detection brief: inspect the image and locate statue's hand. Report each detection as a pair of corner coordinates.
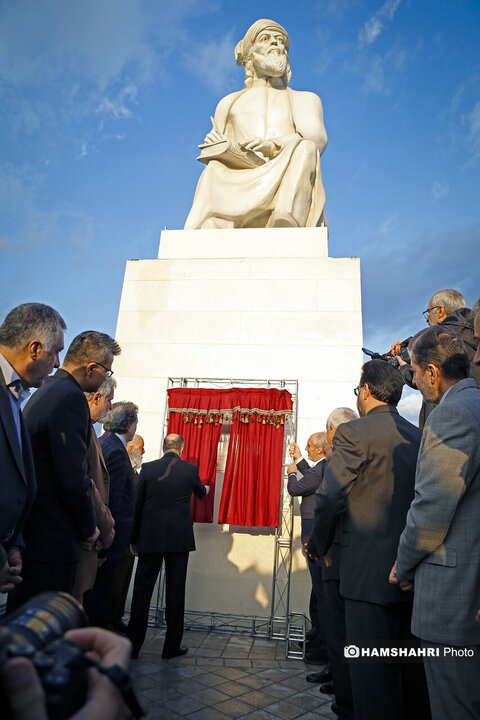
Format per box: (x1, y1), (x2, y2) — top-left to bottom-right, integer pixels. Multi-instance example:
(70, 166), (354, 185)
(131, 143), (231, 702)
(203, 129), (227, 145)
(239, 136), (278, 159)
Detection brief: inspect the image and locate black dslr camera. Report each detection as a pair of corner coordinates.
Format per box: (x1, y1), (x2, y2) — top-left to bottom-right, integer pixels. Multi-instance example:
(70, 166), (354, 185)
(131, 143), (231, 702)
(363, 338), (411, 369)
(0, 592), (143, 719)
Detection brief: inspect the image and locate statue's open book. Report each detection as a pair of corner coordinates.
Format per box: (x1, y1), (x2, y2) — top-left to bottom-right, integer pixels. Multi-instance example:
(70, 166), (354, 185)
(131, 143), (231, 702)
(197, 140), (266, 169)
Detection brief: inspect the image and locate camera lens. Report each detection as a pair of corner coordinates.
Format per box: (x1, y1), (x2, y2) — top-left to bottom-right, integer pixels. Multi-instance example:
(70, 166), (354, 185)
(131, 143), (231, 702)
(1, 593), (87, 651)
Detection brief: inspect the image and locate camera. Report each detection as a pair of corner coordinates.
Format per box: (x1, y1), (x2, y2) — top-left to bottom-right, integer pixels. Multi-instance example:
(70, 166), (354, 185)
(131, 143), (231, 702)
(363, 338), (411, 369)
(0, 592), (89, 719)
(344, 644), (360, 658)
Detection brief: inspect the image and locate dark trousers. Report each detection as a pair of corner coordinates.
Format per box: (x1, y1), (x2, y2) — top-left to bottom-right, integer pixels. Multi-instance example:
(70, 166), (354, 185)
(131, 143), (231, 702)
(344, 598), (431, 720)
(84, 526), (131, 625)
(128, 551), (189, 655)
(100, 549), (135, 625)
(307, 555), (328, 655)
(323, 579), (354, 720)
(6, 560), (77, 613)
(421, 640), (480, 720)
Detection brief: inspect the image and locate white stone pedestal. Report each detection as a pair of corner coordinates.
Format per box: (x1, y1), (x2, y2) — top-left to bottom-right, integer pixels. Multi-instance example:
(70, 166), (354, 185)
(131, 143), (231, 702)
(114, 227), (363, 617)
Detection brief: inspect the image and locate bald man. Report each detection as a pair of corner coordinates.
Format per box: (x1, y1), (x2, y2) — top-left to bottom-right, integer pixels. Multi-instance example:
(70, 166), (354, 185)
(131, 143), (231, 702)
(288, 433), (328, 664)
(127, 433), (208, 659)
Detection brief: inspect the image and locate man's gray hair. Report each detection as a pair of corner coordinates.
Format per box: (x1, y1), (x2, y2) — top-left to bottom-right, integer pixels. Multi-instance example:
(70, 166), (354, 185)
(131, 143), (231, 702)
(163, 433), (185, 453)
(472, 297), (480, 317)
(84, 377), (117, 402)
(104, 401), (138, 434)
(431, 289), (466, 315)
(0, 303), (66, 352)
(64, 331), (121, 366)
(326, 407), (358, 430)
(309, 431), (328, 452)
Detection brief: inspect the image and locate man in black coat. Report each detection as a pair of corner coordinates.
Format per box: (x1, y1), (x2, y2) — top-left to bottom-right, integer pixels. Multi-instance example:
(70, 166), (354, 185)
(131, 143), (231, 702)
(7, 331), (121, 609)
(0, 303), (65, 594)
(307, 360), (430, 720)
(127, 433), (208, 659)
(85, 401), (138, 626)
(287, 432), (328, 663)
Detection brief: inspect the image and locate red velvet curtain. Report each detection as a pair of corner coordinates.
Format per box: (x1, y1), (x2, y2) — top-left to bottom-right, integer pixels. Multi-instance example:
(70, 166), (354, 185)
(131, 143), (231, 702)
(167, 387), (292, 527)
(167, 388), (224, 522)
(218, 388), (293, 527)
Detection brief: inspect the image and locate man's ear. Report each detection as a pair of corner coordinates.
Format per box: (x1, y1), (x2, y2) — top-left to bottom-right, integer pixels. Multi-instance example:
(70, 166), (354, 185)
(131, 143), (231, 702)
(28, 340), (42, 361)
(426, 363), (441, 386)
(362, 383), (371, 399)
(437, 305), (448, 323)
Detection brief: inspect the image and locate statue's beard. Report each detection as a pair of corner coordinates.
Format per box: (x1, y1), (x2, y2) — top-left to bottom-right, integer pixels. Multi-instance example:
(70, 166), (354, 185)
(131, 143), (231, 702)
(252, 50), (287, 79)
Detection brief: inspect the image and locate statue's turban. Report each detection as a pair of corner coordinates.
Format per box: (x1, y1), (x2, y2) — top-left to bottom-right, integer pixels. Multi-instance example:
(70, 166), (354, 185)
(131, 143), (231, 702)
(235, 19), (290, 66)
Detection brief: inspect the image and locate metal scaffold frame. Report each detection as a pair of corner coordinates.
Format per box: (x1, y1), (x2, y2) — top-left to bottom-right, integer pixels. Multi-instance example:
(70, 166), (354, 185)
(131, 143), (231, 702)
(140, 376), (304, 659)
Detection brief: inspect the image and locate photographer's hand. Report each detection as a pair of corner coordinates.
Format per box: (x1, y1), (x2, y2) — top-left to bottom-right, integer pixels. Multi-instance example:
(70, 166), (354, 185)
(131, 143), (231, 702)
(2, 627), (133, 720)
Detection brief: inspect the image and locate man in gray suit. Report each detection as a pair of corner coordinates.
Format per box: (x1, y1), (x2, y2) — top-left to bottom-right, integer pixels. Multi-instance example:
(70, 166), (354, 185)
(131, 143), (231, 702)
(393, 325), (480, 719)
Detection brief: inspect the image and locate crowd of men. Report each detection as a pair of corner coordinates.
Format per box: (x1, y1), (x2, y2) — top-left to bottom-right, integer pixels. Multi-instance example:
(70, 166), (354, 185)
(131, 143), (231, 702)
(286, 288), (480, 720)
(0, 302), (208, 718)
(1, 288), (480, 720)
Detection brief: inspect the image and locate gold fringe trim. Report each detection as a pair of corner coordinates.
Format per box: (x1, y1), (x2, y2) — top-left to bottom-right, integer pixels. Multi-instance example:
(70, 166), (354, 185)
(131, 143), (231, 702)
(168, 406), (292, 429)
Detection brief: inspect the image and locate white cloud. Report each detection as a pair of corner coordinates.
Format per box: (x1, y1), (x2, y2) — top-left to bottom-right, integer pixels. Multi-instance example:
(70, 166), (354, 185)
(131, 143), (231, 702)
(438, 77), (480, 165)
(97, 83), (138, 119)
(358, 0), (403, 47)
(397, 389), (421, 426)
(182, 31), (237, 96)
(431, 181), (449, 202)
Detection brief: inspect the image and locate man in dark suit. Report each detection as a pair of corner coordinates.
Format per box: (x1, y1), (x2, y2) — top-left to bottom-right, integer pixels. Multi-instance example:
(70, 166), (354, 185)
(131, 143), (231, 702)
(0, 303), (65, 594)
(86, 401), (138, 626)
(127, 433), (208, 659)
(392, 327), (480, 719)
(7, 330), (121, 610)
(287, 432), (328, 664)
(308, 408), (358, 719)
(73, 378), (116, 602)
(307, 360), (430, 720)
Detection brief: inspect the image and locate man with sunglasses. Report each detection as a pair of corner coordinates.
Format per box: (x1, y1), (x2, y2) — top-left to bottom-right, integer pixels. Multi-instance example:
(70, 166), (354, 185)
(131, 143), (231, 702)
(7, 331), (121, 610)
(390, 288), (480, 426)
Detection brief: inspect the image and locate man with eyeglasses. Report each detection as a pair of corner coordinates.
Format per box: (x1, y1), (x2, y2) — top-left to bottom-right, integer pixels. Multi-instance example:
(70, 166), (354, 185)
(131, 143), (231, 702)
(307, 360), (430, 720)
(390, 288), (480, 426)
(7, 331), (121, 610)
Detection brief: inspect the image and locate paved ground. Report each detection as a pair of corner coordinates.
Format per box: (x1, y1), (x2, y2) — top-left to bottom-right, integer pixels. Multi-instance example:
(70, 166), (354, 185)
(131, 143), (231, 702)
(131, 627), (338, 719)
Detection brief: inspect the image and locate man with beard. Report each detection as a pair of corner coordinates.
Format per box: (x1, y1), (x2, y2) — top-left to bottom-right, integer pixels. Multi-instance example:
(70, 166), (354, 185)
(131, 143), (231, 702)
(73, 377), (116, 602)
(307, 361), (430, 720)
(185, 19), (327, 229)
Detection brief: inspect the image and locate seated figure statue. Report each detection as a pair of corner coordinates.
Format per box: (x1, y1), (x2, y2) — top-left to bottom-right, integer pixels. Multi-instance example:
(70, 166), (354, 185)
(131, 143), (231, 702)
(184, 19), (328, 229)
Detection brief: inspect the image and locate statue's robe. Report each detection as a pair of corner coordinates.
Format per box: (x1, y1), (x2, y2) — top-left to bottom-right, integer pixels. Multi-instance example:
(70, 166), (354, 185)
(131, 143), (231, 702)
(185, 86), (327, 229)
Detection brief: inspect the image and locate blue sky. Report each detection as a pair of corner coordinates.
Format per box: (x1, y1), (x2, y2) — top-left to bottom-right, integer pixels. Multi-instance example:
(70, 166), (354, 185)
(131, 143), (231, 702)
(1, 0), (479, 421)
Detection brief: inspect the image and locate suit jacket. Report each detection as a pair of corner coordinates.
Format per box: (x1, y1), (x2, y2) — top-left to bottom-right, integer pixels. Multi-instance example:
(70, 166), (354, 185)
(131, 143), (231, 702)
(0, 367), (36, 566)
(307, 405), (421, 605)
(287, 458), (325, 520)
(73, 430), (115, 598)
(396, 378), (480, 645)
(131, 452), (206, 553)
(99, 432), (135, 547)
(22, 368), (96, 562)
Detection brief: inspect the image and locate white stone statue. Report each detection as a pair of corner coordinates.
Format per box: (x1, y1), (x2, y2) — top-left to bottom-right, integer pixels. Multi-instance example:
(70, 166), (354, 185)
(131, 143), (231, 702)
(185, 19), (327, 230)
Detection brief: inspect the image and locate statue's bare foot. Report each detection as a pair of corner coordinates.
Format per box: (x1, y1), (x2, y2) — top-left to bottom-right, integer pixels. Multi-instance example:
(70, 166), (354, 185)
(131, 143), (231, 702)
(271, 212), (298, 228)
